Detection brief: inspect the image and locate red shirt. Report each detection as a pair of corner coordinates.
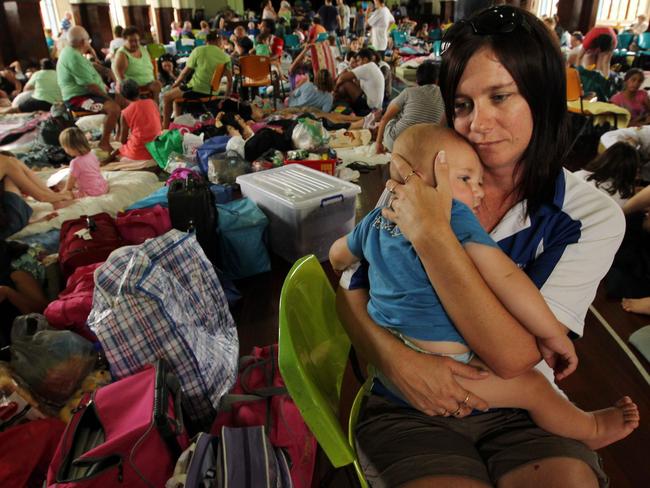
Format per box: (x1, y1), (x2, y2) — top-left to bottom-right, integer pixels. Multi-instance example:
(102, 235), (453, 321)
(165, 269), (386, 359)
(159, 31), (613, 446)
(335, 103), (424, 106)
(582, 27), (617, 52)
(119, 99), (162, 161)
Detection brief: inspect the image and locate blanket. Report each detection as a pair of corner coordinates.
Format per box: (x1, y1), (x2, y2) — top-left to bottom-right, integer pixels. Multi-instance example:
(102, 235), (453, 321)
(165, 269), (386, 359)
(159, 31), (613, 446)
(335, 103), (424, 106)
(0, 112), (48, 145)
(10, 171), (162, 238)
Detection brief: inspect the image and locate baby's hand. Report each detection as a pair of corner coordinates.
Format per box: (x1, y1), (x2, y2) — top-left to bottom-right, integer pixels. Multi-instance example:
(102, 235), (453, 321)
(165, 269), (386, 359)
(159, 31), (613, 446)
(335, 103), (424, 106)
(537, 334), (578, 381)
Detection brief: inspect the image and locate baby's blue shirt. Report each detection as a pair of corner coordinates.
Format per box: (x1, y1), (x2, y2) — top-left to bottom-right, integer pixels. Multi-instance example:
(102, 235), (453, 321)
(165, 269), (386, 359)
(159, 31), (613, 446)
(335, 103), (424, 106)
(346, 200), (498, 344)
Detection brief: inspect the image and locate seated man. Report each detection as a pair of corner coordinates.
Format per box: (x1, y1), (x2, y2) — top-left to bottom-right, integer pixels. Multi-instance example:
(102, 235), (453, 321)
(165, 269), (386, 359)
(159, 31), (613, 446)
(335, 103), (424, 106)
(334, 48), (384, 116)
(57, 26), (124, 155)
(162, 30), (233, 129)
(113, 26), (162, 104)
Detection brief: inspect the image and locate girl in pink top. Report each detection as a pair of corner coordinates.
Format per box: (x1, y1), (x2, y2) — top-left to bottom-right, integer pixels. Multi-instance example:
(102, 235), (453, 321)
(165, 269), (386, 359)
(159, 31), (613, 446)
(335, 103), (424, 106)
(610, 68), (650, 126)
(59, 127), (109, 198)
(118, 79), (162, 161)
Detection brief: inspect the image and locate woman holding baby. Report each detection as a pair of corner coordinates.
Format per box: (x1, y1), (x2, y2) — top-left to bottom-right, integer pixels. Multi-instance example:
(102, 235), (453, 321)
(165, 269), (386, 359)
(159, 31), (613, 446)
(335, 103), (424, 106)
(338, 6), (626, 487)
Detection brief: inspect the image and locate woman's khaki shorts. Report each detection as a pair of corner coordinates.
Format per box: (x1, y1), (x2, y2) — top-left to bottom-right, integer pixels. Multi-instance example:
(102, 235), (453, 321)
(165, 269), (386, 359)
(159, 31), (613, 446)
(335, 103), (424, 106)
(355, 394), (608, 487)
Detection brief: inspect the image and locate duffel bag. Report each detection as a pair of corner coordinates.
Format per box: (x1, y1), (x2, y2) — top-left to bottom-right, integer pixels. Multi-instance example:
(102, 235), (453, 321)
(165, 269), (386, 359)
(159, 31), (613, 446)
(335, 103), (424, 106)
(87, 230), (239, 430)
(47, 360), (189, 488)
(115, 205), (172, 245)
(59, 213), (123, 279)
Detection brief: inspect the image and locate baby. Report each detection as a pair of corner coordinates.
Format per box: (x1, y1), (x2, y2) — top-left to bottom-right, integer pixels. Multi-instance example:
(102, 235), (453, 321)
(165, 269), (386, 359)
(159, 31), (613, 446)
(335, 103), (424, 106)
(329, 124), (639, 450)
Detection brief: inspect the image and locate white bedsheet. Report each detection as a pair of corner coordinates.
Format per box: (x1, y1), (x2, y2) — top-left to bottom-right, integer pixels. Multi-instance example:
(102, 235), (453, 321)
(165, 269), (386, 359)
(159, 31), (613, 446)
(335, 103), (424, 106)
(12, 170), (162, 238)
(337, 143), (391, 167)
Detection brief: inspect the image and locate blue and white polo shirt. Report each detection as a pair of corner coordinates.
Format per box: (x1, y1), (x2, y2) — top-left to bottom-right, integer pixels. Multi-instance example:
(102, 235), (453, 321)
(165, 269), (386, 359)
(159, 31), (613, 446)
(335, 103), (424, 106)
(341, 168), (625, 386)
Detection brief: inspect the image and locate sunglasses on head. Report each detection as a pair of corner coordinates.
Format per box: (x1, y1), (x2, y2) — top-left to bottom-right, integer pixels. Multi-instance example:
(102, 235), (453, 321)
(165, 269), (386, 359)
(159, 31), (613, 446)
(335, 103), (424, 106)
(442, 6), (530, 48)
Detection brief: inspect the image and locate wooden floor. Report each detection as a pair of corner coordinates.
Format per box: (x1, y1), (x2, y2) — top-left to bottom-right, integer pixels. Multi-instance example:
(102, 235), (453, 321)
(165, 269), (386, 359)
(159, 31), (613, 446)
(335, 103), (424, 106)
(232, 165), (650, 487)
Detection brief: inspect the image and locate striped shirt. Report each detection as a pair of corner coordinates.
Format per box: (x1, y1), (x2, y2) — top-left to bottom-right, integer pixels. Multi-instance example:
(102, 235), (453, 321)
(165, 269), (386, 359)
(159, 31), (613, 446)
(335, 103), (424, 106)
(386, 84), (445, 143)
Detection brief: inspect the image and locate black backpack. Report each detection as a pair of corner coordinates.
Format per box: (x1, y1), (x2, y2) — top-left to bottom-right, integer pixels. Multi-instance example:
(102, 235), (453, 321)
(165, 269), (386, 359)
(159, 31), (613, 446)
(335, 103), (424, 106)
(39, 105), (75, 146)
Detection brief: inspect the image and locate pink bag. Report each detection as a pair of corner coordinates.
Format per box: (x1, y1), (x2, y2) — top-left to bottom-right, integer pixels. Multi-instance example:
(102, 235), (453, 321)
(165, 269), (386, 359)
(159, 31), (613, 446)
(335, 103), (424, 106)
(47, 361), (188, 488)
(115, 205), (172, 245)
(44, 263), (102, 342)
(0, 418), (66, 488)
(212, 345), (317, 488)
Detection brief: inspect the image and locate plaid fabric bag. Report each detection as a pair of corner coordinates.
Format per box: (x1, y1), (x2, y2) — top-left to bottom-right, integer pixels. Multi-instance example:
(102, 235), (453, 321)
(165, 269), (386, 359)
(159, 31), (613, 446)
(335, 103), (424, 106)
(87, 229), (239, 430)
(310, 41), (336, 78)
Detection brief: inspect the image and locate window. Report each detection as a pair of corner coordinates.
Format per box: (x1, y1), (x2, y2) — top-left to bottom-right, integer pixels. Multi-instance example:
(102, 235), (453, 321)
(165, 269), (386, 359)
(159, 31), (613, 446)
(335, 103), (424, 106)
(537, 0), (558, 19)
(597, 0), (649, 26)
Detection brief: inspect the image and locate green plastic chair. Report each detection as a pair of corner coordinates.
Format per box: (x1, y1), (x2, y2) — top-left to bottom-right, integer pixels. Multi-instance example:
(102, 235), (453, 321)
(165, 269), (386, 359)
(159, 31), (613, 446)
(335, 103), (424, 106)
(278, 255), (370, 488)
(147, 43), (167, 60)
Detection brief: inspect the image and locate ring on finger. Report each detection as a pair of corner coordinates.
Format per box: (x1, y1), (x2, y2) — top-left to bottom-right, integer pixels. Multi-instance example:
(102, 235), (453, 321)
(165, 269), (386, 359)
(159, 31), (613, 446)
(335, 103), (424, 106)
(462, 393), (471, 405)
(451, 405), (462, 416)
(387, 181), (397, 194)
(404, 171), (417, 184)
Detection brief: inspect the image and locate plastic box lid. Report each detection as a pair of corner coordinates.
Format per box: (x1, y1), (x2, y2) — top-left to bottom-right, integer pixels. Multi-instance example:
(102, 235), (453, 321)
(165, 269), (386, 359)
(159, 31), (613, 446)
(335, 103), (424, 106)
(236, 165), (361, 210)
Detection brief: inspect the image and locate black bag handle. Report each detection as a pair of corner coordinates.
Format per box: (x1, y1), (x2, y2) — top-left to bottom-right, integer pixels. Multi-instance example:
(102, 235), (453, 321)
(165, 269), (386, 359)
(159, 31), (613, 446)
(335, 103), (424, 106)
(153, 359), (184, 458)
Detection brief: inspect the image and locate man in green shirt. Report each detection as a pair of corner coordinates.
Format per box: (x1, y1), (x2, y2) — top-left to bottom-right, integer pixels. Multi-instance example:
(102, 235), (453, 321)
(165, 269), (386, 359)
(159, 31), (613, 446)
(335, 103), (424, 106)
(113, 26), (162, 104)
(57, 26), (124, 154)
(162, 30), (233, 128)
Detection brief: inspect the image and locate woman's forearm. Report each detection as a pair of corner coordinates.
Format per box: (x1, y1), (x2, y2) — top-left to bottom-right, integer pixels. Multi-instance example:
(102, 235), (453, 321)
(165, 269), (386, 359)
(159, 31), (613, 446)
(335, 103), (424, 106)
(336, 287), (411, 375)
(412, 224), (540, 378)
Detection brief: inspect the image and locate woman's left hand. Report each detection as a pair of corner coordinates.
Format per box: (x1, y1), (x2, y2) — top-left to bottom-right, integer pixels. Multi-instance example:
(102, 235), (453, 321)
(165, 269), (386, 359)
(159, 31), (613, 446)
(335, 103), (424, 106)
(382, 151), (453, 245)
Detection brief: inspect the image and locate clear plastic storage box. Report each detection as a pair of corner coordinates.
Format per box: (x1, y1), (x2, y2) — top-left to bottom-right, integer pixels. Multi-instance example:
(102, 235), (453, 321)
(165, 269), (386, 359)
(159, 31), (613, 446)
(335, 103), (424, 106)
(236, 165), (362, 262)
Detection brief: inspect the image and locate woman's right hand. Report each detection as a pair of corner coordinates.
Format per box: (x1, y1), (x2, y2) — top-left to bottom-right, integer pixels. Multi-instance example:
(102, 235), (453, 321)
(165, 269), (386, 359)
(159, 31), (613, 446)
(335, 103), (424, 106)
(387, 347), (490, 417)
(382, 151), (453, 246)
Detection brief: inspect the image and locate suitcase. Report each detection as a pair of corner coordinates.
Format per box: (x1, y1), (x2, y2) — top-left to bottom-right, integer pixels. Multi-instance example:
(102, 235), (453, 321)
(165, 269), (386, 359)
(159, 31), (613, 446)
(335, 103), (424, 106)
(167, 174), (219, 267)
(59, 213), (123, 278)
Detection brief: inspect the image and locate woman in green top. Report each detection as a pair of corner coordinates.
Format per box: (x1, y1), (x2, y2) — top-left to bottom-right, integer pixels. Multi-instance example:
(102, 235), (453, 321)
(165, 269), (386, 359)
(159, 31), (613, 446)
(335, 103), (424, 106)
(18, 59), (62, 112)
(113, 27), (162, 104)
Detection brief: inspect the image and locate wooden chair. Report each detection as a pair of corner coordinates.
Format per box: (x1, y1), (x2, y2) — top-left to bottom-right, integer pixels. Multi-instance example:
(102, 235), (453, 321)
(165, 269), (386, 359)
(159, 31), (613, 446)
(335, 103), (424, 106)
(237, 55), (283, 108)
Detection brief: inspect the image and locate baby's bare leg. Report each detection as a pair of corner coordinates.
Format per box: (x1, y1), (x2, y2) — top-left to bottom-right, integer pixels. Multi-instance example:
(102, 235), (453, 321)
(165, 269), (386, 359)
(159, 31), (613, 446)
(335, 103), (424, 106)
(455, 358), (639, 450)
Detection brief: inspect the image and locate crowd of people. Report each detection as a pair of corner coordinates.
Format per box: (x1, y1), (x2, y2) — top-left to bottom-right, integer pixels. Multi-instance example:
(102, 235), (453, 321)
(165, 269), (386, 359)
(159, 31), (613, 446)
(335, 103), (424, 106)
(0, 2), (648, 487)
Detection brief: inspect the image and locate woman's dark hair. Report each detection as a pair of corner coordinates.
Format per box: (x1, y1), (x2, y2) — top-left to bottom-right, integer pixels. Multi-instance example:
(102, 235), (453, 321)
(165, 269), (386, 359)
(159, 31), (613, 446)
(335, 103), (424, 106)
(237, 36), (253, 54)
(157, 55), (177, 85)
(122, 26), (139, 38)
(120, 78), (140, 101)
(585, 142), (640, 199)
(439, 6), (569, 216)
(114, 25), (124, 37)
(624, 67), (644, 82)
(357, 48), (375, 62)
(416, 61), (439, 85)
(40, 58), (55, 70)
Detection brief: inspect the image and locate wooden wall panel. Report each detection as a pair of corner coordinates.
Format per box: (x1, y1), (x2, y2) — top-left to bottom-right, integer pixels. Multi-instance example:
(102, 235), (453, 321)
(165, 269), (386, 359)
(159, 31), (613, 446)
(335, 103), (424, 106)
(153, 7), (174, 44)
(1, 0), (48, 66)
(123, 5), (153, 43)
(72, 3), (113, 55)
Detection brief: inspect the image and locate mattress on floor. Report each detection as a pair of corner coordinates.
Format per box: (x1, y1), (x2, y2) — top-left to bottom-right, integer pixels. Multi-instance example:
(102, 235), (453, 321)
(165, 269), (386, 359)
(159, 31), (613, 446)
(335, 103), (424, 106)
(11, 170), (163, 239)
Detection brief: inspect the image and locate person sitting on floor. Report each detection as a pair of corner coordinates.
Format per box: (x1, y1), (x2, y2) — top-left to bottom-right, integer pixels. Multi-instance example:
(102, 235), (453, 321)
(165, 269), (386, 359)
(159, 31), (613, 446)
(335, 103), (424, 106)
(57, 26), (125, 155)
(287, 69), (334, 112)
(16, 58), (62, 113)
(116, 79), (161, 162)
(162, 30), (232, 129)
(0, 66), (22, 113)
(376, 61), (445, 153)
(333, 47), (385, 116)
(58, 127), (108, 199)
(113, 26), (162, 104)
(610, 68), (650, 126)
